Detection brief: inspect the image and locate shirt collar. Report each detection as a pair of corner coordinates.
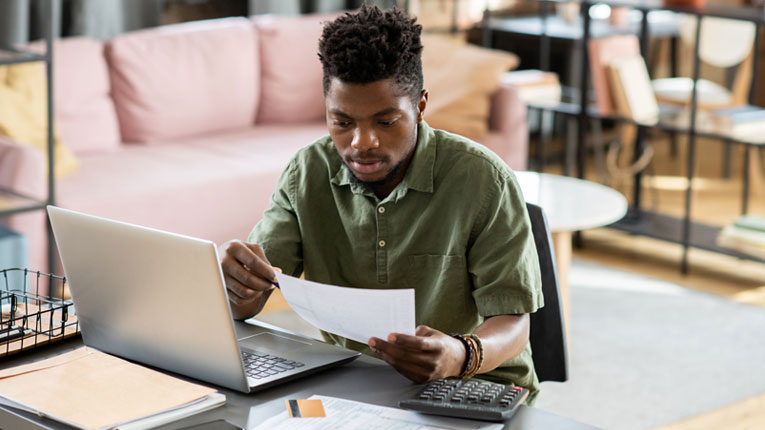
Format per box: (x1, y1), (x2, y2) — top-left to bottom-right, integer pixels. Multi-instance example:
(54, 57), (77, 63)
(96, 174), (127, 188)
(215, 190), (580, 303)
(331, 121), (436, 200)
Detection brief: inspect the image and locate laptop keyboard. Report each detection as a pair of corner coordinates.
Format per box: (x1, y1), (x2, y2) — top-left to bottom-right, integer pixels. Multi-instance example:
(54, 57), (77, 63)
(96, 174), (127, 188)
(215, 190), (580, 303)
(242, 350), (305, 380)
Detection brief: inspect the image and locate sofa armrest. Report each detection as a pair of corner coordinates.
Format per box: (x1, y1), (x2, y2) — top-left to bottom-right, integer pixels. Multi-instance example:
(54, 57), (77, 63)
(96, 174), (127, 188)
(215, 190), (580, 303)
(487, 83), (529, 170)
(0, 136), (46, 200)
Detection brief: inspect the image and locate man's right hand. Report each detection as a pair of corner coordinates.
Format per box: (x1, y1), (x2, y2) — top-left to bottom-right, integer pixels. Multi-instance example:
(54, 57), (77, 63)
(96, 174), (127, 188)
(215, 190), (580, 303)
(219, 240), (279, 320)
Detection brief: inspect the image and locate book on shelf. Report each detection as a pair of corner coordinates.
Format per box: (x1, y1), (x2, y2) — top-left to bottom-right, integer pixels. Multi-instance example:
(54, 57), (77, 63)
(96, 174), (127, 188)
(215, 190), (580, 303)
(605, 56), (660, 125)
(500, 69), (561, 106)
(0, 347), (226, 430)
(717, 215), (765, 260)
(588, 35), (641, 116)
(711, 105), (765, 143)
(734, 214), (765, 233)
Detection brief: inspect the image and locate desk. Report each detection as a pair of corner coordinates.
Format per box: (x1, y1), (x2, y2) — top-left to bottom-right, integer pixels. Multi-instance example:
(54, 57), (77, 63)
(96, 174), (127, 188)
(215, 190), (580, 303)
(516, 171), (628, 325)
(0, 321), (598, 430)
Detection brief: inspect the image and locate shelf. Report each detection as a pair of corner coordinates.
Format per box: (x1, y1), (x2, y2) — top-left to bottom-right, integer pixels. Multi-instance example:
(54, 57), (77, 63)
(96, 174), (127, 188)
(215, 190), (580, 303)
(0, 48), (47, 67)
(501, 0), (764, 273)
(535, 0), (765, 24)
(483, 11), (681, 41)
(609, 209), (765, 263)
(0, 189), (47, 218)
(607, 0), (765, 24)
(525, 94), (765, 147)
(0, 1), (55, 273)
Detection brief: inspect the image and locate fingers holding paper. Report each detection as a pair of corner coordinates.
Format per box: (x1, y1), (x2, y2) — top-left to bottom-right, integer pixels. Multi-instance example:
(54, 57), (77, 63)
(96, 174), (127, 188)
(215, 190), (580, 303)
(219, 240), (280, 319)
(368, 325), (465, 384)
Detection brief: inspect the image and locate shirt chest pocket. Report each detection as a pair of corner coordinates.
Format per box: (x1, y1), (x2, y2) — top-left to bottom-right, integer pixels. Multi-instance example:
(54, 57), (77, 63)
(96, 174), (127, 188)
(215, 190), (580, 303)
(406, 254), (471, 295)
(405, 255), (476, 328)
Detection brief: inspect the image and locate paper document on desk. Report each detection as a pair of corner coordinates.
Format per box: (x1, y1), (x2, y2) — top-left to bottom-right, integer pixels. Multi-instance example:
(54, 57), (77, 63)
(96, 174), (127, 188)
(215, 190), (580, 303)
(0, 347), (225, 430)
(276, 273), (415, 344)
(254, 395), (503, 430)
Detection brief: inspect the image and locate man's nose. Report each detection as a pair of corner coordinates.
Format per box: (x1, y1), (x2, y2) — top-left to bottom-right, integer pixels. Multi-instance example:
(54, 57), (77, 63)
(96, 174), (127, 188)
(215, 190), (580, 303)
(351, 127), (379, 151)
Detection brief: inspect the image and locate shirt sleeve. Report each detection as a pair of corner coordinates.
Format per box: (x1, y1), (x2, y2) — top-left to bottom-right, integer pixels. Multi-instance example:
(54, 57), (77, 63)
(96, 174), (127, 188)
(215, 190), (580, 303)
(247, 159), (304, 277)
(467, 171), (543, 316)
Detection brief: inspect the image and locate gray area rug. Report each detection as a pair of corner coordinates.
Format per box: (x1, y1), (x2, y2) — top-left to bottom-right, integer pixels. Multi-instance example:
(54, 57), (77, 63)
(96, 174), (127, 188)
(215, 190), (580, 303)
(254, 260), (765, 429)
(534, 259), (765, 429)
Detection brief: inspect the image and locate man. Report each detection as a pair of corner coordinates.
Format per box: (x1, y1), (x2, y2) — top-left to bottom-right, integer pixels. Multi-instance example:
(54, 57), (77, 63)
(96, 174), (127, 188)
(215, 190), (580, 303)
(221, 5), (543, 400)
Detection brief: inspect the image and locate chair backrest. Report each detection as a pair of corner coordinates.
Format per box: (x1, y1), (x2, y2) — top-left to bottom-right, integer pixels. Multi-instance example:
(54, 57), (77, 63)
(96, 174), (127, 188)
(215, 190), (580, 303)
(526, 203), (568, 383)
(680, 16), (756, 105)
(679, 16), (756, 68)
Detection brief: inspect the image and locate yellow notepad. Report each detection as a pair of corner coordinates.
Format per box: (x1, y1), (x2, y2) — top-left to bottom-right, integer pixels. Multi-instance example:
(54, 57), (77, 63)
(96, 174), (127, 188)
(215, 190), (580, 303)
(0, 347), (224, 430)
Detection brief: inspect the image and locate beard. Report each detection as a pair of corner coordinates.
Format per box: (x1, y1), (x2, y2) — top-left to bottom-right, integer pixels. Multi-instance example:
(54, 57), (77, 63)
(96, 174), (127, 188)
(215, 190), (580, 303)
(347, 158), (405, 190)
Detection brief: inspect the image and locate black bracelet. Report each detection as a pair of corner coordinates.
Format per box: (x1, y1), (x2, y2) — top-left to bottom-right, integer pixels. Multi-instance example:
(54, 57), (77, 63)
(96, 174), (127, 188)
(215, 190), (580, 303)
(450, 333), (473, 378)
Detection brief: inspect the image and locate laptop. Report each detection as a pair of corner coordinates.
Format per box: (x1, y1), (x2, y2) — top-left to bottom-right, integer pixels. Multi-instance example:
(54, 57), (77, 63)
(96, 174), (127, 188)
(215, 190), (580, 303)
(47, 206), (360, 393)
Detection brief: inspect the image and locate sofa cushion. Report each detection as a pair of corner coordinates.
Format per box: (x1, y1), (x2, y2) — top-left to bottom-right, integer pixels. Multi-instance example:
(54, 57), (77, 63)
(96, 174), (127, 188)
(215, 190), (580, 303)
(422, 34), (518, 141)
(53, 37), (122, 154)
(106, 17), (259, 142)
(252, 14), (335, 124)
(57, 123), (328, 245)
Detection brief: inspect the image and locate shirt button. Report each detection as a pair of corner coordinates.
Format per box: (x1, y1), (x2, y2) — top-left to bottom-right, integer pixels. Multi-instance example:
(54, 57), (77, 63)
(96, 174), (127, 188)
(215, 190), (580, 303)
(378, 206), (385, 214)
(378, 240), (386, 248)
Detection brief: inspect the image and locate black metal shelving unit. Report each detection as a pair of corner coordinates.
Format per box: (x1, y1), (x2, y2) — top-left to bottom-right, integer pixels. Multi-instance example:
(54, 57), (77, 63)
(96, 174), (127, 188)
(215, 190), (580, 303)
(480, 0), (765, 273)
(0, 0), (57, 273)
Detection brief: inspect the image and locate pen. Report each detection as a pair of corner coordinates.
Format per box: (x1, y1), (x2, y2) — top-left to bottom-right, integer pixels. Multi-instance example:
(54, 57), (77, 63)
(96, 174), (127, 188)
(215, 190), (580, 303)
(271, 280), (280, 289)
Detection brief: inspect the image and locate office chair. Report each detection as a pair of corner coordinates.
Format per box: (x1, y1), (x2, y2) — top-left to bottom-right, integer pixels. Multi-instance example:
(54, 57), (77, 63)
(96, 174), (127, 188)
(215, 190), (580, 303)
(526, 202), (569, 383)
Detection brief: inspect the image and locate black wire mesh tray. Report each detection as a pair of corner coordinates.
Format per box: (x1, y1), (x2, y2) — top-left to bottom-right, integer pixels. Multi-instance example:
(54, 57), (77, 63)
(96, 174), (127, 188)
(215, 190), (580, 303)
(0, 268), (80, 359)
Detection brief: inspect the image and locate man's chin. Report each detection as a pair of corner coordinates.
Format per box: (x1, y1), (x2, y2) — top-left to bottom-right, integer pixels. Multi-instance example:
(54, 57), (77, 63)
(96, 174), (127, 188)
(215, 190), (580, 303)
(350, 173), (387, 187)
(351, 171), (387, 184)
(349, 166), (398, 188)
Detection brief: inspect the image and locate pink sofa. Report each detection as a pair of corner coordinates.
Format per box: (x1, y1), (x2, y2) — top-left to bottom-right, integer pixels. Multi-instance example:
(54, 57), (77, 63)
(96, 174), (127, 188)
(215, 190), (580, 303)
(0, 15), (528, 276)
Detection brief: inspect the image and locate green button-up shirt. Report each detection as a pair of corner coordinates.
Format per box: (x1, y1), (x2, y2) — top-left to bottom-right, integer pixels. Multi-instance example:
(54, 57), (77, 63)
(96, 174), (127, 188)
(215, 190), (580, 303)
(249, 121), (543, 397)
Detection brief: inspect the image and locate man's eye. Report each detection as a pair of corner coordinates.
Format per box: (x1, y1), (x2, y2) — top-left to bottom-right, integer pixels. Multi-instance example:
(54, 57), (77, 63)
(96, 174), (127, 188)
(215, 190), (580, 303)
(333, 120), (351, 128)
(379, 120), (396, 127)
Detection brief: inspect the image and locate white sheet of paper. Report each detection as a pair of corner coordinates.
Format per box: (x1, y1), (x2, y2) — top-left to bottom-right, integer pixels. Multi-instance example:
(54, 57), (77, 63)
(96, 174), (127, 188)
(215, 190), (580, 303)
(275, 273), (415, 344)
(252, 395), (504, 430)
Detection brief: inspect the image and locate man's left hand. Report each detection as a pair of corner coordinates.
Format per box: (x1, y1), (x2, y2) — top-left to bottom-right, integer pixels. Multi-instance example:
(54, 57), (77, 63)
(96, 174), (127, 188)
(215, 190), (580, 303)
(368, 325), (465, 384)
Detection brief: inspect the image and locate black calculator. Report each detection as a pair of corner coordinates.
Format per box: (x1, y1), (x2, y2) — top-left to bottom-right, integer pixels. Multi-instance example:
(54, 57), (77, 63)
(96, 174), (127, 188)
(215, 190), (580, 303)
(399, 378), (528, 422)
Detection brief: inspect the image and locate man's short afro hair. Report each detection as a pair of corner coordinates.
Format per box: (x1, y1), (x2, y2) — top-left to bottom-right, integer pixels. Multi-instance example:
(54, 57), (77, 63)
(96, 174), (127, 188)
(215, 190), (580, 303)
(318, 4), (423, 102)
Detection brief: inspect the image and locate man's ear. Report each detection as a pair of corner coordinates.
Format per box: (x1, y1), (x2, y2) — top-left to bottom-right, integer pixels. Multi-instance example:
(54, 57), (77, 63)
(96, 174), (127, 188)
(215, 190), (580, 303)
(417, 89), (428, 122)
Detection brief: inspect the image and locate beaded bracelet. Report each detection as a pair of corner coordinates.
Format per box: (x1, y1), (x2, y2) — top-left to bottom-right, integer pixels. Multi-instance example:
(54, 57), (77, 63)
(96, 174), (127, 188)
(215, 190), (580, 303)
(463, 336), (479, 378)
(464, 334), (484, 379)
(450, 333), (474, 378)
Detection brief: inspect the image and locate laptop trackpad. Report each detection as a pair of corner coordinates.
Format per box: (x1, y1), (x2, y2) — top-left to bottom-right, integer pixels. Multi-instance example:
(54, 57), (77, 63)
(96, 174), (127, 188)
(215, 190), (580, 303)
(240, 332), (311, 353)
